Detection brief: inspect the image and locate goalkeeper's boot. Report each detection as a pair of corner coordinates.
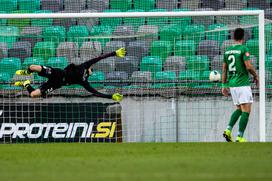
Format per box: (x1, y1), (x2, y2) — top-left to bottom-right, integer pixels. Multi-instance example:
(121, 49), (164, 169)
(16, 69), (32, 76)
(14, 80), (31, 87)
(236, 136), (247, 143)
(223, 129), (233, 142)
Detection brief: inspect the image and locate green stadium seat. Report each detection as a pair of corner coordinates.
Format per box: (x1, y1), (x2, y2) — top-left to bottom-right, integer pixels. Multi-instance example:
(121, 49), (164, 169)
(0, 0), (18, 13)
(47, 57), (68, 69)
(182, 25), (205, 46)
(100, 9), (122, 28)
(147, 9), (169, 26)
(269, 41), (272, 54)
(178, 70), (200, 87)
(33, 41), (56, 60)
(8, 10), (31, 30)
(90, 25), (113, 47)
(206, 24), (228, 45)
(170, 8), (192, 26)
(42, 26), (66, 47)
(31, 10), (53, 27)
(67, 25), (89, 47)
(153, 71), (176, 88)
(0, 72), (11, 88)
(123, 9), (145, 30)
(174, 40), (196, 57)
(134, 0), (155, 11)
(0, 26), (19, 49)
(199, 70), (214, 88)
(0, 57), (21, 76)
(88, 71), (105, 88)
(110, 0), (132, 12)
(246, 39), (259, 57)
(159, 24), (183, 46)
(186, 55), (209, 72)
(150, 40), (172, 62)
(253, 24), (272, 52)
(140, 56), (163, 78)
(18, 0), (40, 12)
(240, 8), (259, 25)
(0, 72), (11, 82)
(22, 57), (45, 69)
(0, 11), (7, 26)
(266, 55), (272, 72)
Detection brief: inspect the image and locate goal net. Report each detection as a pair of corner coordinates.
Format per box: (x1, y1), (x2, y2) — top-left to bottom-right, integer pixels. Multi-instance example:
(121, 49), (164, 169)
(0, 10), (267, 143)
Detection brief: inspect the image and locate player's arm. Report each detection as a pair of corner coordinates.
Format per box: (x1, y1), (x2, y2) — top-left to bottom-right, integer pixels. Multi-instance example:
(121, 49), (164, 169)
(81, 82), (123, 102)
(243, 48), (259, 87)
(222, 62), (229, 96)
(244, 60), (259, 87)
(81, 48), (126, 69)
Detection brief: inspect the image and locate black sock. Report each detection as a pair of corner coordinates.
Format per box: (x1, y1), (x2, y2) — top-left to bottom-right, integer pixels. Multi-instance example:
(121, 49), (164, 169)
(25, 84), (35, 94)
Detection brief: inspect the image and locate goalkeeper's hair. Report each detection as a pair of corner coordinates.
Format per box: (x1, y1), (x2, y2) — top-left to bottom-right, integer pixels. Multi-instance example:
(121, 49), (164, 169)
(234, 28), (245, 41)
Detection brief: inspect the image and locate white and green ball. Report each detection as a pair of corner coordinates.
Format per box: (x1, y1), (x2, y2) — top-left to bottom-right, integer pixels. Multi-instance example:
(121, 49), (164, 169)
(209, 70), (221, 82)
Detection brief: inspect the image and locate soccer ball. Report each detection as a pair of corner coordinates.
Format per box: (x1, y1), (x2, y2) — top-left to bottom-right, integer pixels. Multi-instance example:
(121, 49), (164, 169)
(209, 70), (221, 82)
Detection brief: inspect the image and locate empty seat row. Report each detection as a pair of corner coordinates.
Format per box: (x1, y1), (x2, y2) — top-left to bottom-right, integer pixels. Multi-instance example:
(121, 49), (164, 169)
(0, 8), (263, 31)
(0, 36), (261, 68)
(2, 0), (271, 13)
(1, 18), (268, 49)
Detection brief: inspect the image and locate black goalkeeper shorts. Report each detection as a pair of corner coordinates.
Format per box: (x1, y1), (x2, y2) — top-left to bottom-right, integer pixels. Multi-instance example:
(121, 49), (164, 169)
(38, 66), (65, 97)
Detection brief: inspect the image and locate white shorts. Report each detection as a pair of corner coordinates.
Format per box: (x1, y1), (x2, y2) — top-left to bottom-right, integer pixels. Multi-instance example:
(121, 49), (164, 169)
(230, 86), (253, 106)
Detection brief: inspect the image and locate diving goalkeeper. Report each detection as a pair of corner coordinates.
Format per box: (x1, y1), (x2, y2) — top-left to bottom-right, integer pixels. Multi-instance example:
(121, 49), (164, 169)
(14, 48), (126, 102)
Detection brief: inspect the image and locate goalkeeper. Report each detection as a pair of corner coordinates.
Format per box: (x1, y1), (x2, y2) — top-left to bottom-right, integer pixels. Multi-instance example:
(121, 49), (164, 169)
(14, 48), (126, 102)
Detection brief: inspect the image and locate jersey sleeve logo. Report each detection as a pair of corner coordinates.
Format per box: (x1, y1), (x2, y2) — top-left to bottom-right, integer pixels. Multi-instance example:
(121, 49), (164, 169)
(245, 52), (250, 57)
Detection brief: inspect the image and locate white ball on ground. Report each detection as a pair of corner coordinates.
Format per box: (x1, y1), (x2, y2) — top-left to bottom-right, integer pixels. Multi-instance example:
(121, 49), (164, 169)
(209, 70), (221, 82)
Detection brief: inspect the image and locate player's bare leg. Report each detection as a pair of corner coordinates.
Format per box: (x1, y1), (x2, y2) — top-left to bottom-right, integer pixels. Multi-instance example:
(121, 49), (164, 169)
(29, 89), (42, 98)
(16, 65), (42, 75)
(236, 103), (251, 142)
(223, 105), (242, 142)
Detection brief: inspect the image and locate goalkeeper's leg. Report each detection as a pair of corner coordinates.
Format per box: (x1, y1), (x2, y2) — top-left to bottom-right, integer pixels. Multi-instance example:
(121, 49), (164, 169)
(16, 65), (55, 80)
(14, 80), (41, 98)
(16, 65), (42, 75)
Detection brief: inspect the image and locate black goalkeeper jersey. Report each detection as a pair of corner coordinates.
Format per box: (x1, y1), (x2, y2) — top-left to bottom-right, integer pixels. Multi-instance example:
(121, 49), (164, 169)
(61, 51), (116, 99)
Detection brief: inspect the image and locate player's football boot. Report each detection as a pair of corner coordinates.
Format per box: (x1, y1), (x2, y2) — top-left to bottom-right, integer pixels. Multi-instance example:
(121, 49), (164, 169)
(223, 129), (233, 142)
(14, 80), (31, 87)
(15, 70), (32, 76)
(236, 136), (247, 142)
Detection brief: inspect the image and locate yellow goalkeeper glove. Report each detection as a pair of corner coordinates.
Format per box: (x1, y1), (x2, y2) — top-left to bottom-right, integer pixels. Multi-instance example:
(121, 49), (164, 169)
(112, 93), (123, 102)
(115, 48), (126, 58)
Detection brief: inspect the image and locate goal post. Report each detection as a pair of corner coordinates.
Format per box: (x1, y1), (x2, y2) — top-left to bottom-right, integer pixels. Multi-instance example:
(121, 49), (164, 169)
(0, 10), (267, 142)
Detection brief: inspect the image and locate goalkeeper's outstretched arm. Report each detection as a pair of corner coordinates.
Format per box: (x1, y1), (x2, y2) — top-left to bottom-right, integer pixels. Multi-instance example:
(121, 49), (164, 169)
(81, 82), (123, 102)
(81, 48), (126, 69)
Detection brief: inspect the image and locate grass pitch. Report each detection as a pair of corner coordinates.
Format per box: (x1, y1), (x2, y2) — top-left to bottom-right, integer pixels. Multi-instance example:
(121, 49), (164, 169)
(0, 143), (271, 181)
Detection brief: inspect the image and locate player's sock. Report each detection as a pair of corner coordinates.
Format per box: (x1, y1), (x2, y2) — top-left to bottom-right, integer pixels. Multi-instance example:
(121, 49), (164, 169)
(238, 112), (250, 137)
(227, 109), (242, 131)
(24, 83), (35, 94)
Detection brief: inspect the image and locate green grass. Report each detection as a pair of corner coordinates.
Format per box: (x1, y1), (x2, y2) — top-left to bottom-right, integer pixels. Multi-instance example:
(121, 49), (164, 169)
(0, 143), (272, 181)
